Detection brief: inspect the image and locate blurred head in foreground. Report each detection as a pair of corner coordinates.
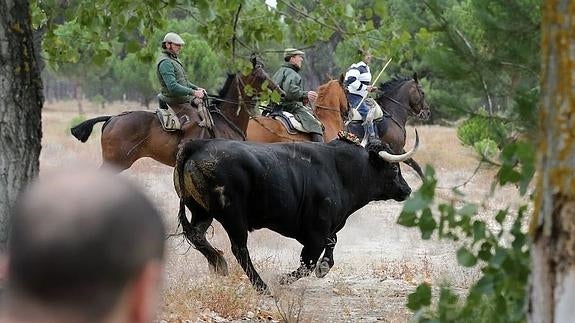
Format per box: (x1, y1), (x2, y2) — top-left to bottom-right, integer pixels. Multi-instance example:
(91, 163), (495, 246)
(0, 168), (166, 323)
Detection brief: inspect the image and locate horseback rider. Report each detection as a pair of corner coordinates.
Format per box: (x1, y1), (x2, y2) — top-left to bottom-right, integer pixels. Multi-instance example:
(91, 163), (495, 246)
(156, 32), (208, 131)
(272, 48), (324, 143)
(344, 50), (378, 139)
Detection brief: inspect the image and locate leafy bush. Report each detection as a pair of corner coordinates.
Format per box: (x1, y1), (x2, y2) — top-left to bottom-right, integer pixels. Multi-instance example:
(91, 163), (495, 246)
(69, 115), (86, 129)
(457, 116), (507, 147)
(473, 138), (499, 159)
(400, 140), (535, 322)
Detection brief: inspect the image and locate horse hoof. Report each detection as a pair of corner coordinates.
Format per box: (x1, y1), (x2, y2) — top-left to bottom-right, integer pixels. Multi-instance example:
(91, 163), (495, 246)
(315, 259), (331, 278)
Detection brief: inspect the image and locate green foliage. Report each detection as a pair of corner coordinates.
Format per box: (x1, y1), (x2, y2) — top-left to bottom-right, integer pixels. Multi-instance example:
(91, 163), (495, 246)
(68, 115), (86, 133)
(457, 116), (507, 147)
(474, 138), (499, 159)
(407, 283), (432, 311)
(398, 159), (531, 322)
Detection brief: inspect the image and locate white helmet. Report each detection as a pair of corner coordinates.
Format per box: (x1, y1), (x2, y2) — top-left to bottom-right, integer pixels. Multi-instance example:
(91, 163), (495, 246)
(162, 32), (185, 45)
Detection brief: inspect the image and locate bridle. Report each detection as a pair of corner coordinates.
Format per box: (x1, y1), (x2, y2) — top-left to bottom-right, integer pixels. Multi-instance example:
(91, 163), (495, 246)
(198, 66), (275, 140)
(379, 80), (428, 120)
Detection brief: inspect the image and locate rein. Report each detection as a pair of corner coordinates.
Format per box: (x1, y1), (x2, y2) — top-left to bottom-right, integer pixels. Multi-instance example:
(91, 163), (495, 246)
(380, 93), (418, 117)
(315, 105), (342, 112)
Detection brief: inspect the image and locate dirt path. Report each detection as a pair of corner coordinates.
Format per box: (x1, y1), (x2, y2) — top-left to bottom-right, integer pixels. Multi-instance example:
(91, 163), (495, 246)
(41, 103), (525, 322)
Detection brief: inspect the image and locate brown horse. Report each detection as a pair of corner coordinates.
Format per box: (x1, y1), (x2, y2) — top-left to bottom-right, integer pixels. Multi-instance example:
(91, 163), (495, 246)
(71, 58), (284, 171)
(246, 76), (349, 143)
(347, 73), (431, 179)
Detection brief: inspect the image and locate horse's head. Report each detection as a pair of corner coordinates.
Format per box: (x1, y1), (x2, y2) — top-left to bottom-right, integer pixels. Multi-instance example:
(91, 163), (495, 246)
(407, 73), (431, 121)
(315, 77), (349, 120)
(378, 73), (431, 121)
(243, 54), (285, 98)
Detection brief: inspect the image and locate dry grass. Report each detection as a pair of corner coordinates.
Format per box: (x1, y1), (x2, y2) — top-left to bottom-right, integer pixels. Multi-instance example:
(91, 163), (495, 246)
(40, 101), (528, 323)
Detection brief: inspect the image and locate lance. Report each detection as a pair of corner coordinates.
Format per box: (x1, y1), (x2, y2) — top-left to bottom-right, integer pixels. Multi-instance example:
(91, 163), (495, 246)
(354, 57), (392, 110)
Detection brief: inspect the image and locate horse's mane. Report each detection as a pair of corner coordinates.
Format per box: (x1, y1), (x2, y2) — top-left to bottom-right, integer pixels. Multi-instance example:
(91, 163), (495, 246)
(378, 75), (411, 95)
(218, 73), (236, 97)
(317, 79), (340, 102)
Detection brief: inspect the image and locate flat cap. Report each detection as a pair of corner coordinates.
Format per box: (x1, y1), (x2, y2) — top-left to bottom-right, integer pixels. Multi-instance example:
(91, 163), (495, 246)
(284, 48), (305, 58)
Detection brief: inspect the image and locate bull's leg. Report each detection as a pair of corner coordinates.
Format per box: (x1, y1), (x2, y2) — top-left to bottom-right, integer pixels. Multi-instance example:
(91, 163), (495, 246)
(315, 234), (337, 278)
(280, 237), (324, 285)
(226, 229), (269, 293)
(185, 206), (229, 275)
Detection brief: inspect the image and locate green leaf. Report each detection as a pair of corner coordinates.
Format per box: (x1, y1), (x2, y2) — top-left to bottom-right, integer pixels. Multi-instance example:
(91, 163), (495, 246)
(397, 211), (418, 227)
(457, 246), (477, 267)
(403, 191), (431, 213)
(126, 16), (139, 30)
(270, 90), (282, 104)
(125, 40), (141, 53)
(478, 241), (493, 261)
(472, 220), (486, 242)
(419, 208), (437, 239)
(458, 203), (478, 217)
(473, 275), (495, 295)
(92, 49), (111, 65)
(489, 247), (507, 269)
(407, 283), (432, 311)
(495, 209), (507, 224)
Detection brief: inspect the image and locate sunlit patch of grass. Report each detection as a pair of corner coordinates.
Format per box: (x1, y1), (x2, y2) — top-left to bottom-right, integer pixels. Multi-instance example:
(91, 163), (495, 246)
(159, 264), (261, 321)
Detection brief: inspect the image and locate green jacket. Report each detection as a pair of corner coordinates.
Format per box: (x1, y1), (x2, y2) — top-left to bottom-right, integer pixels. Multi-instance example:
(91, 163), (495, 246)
(272, 63), (307, 110)
(156, 50), (199, 104)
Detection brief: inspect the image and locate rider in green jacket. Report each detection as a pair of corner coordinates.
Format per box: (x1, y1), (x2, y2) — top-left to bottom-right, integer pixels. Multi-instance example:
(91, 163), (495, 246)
(156, 32), (206, 131)
(272, 48), (324, 142)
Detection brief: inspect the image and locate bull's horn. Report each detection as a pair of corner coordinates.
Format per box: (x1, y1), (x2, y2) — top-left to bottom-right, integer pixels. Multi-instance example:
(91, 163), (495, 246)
(378, 129), (419, 162)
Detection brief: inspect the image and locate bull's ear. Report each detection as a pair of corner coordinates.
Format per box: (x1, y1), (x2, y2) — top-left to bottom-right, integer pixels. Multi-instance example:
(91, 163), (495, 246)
(366, 140), (387, 165)
(413, 72), (419, 83)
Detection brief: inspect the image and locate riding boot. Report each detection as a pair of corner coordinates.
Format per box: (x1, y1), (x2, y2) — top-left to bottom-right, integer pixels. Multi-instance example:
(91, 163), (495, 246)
(310, 133), (324, 143)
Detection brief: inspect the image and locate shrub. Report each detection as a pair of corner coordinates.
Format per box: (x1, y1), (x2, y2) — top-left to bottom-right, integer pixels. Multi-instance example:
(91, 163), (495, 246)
(457, 116), (507, 147)
(473, 138), (499, 159)
(68, 115), (86, 131)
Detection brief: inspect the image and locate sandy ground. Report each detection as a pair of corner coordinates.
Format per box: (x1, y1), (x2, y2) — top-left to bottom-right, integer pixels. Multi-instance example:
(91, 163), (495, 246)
(40, 101), (527, 322)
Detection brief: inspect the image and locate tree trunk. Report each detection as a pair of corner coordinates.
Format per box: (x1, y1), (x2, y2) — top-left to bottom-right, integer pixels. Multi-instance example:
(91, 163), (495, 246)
(75, 82), (84, 115)
(529, 1), (575, 322)
(0, 0), (44, 249)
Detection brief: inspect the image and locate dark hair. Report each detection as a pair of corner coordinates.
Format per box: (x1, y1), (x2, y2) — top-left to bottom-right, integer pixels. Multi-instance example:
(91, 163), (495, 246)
(6, 170), (166, 321)
(161, 42), (168, 49)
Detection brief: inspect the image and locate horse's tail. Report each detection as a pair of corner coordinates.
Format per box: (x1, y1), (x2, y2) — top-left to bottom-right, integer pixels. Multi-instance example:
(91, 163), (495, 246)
(70, 116), (112, 142)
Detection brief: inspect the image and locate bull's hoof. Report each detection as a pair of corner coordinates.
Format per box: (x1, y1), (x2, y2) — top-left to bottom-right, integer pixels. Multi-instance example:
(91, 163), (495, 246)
(315, 259), (331, 278)
(279, 274), (298, 285)
(255, 283), (271, 295)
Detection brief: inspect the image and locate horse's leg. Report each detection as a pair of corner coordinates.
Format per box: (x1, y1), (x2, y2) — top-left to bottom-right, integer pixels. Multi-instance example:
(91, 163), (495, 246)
(315, 234), (337, 278)
(224, 226), (269, 293)
(280, 236), (325, 285)
(181, 201), (229, 275)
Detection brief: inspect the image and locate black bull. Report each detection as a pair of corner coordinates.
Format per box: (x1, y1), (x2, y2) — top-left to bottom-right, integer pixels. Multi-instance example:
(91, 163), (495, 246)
(174, 131), (419, 292)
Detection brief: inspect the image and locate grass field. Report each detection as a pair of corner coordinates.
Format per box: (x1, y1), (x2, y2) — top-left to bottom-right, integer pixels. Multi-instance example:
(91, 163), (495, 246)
(41, 100), (527, 322)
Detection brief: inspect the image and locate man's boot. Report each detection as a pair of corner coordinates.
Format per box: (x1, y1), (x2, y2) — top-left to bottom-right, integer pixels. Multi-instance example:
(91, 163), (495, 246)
(310, 133), (324, 143)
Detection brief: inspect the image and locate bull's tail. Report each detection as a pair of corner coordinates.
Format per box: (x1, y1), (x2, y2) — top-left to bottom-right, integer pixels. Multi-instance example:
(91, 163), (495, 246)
(70, 116), (112, 142)
(177, 198), (194, 245)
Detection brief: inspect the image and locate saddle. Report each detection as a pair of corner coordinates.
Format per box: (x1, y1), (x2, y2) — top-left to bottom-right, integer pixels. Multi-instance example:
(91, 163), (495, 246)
(349, 98), (387, 122)
(156, 102), (183, 132)
(156, 96), (213, 132)
(265, 111), (305, 134)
